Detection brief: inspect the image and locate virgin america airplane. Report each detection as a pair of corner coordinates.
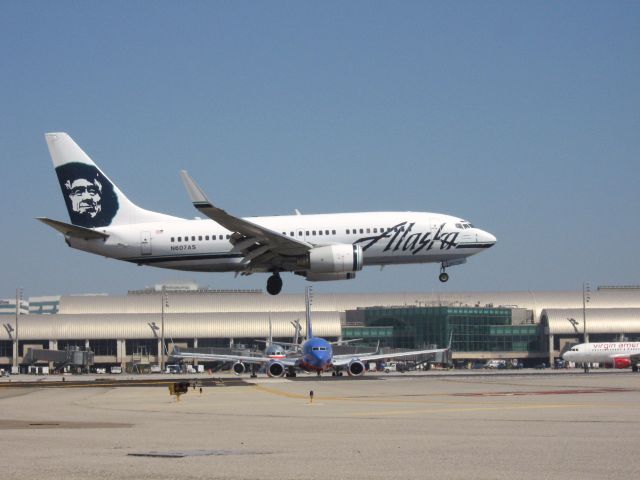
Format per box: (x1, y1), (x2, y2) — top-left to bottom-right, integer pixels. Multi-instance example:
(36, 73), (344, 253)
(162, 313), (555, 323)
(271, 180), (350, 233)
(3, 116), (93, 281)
(562, 342), (640, 372)
(39, 132), (496, 295)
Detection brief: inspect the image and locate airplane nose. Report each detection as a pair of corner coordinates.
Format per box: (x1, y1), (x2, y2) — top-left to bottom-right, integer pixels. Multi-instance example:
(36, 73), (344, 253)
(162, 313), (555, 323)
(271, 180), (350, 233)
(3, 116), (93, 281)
(479, 230), (497, 247)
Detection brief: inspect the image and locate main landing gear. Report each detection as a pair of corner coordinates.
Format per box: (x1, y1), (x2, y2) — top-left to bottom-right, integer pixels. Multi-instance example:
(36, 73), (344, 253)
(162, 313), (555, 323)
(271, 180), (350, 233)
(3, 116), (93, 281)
(266, 272), (283, 296)
(439, 264), (449, 283)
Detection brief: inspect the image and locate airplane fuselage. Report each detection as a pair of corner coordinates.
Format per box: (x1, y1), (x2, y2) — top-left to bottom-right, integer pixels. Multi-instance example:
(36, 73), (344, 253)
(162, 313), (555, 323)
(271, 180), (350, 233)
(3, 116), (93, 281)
(563, 342), (640, 370)
(68, 211), (494, 274)
(297, 337), (334, 372)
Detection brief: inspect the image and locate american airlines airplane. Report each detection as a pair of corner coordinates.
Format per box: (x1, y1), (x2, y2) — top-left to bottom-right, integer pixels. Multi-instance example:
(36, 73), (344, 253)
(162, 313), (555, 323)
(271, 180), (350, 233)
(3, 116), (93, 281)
(39, 132), (496, 295)
(562, 342), (640, 372)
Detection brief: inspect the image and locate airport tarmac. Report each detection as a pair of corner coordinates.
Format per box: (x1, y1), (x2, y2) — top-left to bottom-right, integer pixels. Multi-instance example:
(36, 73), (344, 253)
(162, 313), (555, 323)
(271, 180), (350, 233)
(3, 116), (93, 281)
(1, 371), (639, 479)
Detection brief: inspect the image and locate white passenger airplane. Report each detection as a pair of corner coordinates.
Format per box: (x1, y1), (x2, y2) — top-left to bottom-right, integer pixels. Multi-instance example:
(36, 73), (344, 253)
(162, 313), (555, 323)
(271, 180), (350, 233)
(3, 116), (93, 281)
(39, 132), (496, 295)
(562, 342), (640, 372)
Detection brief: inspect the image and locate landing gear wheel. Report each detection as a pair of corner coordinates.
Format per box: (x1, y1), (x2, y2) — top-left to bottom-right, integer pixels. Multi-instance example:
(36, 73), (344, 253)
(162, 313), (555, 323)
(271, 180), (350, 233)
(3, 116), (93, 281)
(266, 273), (283, 295)
(439, 272), (449, 283)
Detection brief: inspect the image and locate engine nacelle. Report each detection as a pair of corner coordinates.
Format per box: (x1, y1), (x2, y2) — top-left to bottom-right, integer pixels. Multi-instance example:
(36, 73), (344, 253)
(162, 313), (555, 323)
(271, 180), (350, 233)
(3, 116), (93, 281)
(347, 360), (366, 376)
(614, 357), (631, 369)
(299, 244), (363, 274)
(232, 361), (246, 375)
(266, 360), (286, 377)
(305, 272), (357, 282)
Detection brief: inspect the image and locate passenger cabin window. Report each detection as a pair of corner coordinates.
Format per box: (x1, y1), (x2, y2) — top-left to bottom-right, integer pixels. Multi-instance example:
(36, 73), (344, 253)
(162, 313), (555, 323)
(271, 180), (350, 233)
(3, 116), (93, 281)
(171, 237), (175, 242)
(198, 236), (202, 241)
(346, 229), (350, 234)
(290, 232), (294, 236)
(178, 237), (182, 242)
(332, 230), (336, 234)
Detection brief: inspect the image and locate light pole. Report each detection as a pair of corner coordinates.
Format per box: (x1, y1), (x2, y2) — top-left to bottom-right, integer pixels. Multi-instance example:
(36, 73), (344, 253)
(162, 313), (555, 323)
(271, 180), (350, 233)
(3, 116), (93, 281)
(160, 287), (169, 371)
(14, 288), (23, 369)
(582, 282), (591, 343)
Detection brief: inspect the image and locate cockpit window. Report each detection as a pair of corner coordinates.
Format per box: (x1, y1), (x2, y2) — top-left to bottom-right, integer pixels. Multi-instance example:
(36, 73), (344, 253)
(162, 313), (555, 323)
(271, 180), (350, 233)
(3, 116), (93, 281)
(455, 223), (462, 229)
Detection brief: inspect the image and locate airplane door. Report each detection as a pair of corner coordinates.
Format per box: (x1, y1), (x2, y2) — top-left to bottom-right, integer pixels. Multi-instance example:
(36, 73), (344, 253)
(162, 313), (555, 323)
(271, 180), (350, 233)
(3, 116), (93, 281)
(430, 218), (441, 235)
(140, 231), (152, 255)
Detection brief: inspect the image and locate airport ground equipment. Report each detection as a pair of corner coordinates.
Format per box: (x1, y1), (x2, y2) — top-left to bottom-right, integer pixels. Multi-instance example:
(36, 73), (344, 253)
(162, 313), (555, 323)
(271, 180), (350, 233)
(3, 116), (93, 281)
(168, 381), (190, 401)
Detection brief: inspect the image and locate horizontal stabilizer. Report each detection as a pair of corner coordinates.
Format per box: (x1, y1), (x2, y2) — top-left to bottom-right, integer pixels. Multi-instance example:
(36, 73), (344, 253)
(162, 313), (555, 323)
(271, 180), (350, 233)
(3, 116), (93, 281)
(36, 217), (109, 240)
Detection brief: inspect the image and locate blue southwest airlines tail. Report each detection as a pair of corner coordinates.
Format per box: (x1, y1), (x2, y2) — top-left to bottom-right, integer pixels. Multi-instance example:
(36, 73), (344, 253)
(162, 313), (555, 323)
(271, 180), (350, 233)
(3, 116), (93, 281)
(45, 132), (177, 228)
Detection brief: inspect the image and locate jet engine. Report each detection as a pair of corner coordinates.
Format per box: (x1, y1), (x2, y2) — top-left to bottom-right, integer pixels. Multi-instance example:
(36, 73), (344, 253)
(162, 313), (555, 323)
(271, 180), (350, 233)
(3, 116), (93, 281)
(613, 357), (631, 369)
(266, 360), (286, 377)
(298, 244), (363, 274)
(347, 359), (366, 376)
(232, 361), (246, 375)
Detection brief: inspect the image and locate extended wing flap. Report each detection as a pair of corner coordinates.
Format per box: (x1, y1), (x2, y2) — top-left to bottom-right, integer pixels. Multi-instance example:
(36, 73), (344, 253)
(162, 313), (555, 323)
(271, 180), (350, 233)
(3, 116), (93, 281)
(37, 217), (109, 240)
(180, 171), (311, 256)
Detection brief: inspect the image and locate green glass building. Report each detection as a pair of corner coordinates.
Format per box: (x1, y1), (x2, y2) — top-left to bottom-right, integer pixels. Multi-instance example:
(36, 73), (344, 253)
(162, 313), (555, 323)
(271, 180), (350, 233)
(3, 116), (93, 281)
(344, 306), (543, 354)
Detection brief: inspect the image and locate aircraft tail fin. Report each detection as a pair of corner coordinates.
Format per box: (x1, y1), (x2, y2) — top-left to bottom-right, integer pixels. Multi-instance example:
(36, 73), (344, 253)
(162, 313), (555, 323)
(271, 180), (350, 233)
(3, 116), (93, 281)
(45, 132), (178, 228)
(447, 330), (454, 350)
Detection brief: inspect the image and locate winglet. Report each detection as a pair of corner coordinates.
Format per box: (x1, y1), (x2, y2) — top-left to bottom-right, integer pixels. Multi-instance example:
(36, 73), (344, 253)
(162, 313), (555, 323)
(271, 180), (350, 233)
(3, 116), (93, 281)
(180, 170), (213, 206)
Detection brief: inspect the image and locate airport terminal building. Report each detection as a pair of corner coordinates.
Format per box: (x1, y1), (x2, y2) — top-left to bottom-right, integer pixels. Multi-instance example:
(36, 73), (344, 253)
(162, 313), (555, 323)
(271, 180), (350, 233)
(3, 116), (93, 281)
(2, 286), (640, 371)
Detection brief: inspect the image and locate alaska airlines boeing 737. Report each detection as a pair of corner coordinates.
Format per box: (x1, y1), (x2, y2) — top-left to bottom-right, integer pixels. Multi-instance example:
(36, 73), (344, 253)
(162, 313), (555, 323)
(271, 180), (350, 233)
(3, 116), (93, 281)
(38, 133), (496, 294)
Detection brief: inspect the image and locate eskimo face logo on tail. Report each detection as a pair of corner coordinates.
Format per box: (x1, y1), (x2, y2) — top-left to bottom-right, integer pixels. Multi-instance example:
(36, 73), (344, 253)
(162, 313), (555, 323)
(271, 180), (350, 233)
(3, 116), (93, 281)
(55, 162), (119, 228)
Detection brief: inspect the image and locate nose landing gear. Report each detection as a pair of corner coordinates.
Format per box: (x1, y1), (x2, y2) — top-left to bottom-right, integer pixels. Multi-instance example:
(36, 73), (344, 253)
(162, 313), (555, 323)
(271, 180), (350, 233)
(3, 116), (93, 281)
(266, 272), (283, 295)
(439, 264), (449, 283)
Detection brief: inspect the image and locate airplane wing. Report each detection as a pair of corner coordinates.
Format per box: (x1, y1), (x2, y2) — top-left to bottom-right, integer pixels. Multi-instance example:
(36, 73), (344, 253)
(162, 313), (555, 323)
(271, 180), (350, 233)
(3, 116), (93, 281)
(171, 349), (298, 366)
(332, 346), (450, 367)
(37, 217), (109, 240)
(180, 171), (311, 268)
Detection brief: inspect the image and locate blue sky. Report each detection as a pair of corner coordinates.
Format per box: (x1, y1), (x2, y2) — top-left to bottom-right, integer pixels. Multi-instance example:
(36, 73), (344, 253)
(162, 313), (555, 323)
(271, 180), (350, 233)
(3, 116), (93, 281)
(1, 1), (639, 298)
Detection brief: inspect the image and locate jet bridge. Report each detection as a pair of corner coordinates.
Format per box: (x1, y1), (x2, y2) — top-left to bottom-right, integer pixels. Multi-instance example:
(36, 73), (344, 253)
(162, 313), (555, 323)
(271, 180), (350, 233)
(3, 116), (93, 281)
(23, 346), (94, 371)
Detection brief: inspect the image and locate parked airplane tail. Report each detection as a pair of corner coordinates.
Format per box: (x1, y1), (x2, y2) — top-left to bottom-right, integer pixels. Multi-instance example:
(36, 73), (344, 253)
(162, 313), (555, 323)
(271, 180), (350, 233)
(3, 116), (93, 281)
(45, 132), (177, 228)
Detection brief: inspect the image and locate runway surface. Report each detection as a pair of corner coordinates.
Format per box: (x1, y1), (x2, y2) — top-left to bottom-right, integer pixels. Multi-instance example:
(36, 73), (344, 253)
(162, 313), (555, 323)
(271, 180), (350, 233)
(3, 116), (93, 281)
(1, 371), (639, 479)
